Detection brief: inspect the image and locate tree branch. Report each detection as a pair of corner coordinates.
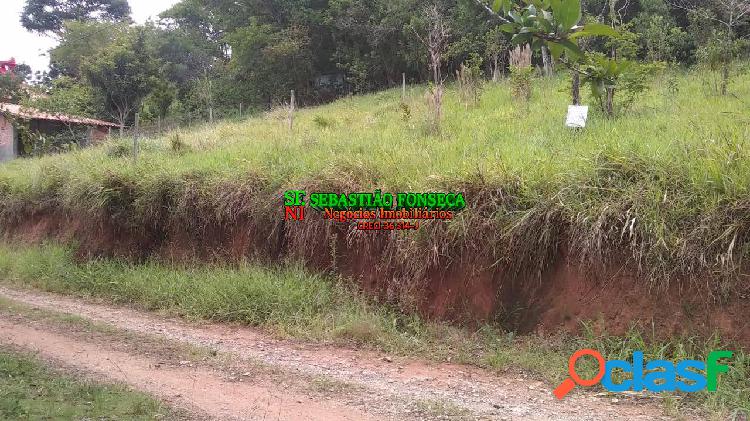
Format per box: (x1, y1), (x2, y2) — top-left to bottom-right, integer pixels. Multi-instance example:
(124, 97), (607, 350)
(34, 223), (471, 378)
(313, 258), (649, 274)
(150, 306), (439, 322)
(471, 0), (512, 24)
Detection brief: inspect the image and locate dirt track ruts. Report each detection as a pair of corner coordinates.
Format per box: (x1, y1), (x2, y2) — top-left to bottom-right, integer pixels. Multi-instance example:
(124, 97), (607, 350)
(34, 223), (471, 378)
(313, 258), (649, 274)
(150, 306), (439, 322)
(0, 286), (683, 420)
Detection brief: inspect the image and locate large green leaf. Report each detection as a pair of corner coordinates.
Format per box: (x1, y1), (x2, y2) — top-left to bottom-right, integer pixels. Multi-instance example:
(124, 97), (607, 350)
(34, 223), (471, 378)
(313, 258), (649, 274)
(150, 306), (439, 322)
(550, 0), (581, 31)
(535, 15), (553, 33)
(569, 23), (619, 39)
(502, 0), (513, 13)
(492, 0), (503, 13)
(558, 38), (583, 58)
(511, 32), (533, 45)
(546, 41), (564, 59)
(509, 10), (523, 23)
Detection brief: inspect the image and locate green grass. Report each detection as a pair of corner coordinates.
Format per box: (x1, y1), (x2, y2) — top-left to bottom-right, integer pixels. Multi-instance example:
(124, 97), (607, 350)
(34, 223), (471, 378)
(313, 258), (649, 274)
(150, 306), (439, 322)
(1, 69), (749, 294)
(0, 347), (168, 420)
(0, 242), (748, 417)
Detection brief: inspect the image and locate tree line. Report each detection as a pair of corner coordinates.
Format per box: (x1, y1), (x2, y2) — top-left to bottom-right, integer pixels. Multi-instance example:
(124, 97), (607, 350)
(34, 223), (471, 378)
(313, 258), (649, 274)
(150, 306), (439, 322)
(1, 0), (747, 129)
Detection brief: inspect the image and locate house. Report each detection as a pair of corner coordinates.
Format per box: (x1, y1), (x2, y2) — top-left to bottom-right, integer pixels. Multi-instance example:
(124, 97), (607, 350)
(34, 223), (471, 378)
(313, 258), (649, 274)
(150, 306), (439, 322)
(0, 103), (119, 162)
(0, 58), (16, 75)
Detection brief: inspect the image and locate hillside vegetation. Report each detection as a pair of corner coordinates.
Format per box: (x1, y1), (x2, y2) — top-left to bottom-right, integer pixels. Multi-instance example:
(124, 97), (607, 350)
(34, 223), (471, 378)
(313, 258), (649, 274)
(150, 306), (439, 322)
(1, 70), (750, 305)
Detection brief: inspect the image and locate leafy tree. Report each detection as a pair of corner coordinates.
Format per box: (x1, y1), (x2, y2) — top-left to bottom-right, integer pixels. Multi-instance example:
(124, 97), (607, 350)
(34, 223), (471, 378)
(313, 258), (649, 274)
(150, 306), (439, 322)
(484, 25), (511, 81)
(0, 75), (25, 104)
(21, 0), (131, 36)
(325, 0), (424, 91)
(50, 21), (129, 78)
(13, 64), (33, 82)
(476, 0), (619, 105)
(141, 81), (176, 121)
(640, 15), (677, 61)
(480, 0), (617, 58)
(82, 29), (158, 133)
(580, 53), (631, 115)
(227, 21), (314, 107)
(25, 76), (104, 117)
(669, 0), (750, 94)
(0, 64), (32, 104)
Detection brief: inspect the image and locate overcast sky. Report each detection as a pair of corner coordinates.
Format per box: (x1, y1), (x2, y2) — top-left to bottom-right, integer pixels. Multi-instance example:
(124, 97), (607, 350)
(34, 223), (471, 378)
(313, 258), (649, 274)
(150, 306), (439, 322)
(0, 0), (180, 74)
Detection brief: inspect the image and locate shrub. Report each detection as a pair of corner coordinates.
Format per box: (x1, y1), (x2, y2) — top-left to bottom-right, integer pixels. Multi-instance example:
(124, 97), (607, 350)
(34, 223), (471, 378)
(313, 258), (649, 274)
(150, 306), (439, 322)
(456, 53), (484, 108)
(169, 134), (190, 154)
(509, 45), (533, 102)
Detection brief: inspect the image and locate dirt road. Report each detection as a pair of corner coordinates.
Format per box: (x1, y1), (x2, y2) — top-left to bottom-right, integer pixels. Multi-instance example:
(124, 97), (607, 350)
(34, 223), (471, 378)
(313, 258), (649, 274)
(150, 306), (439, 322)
(0, 287), (682, 420)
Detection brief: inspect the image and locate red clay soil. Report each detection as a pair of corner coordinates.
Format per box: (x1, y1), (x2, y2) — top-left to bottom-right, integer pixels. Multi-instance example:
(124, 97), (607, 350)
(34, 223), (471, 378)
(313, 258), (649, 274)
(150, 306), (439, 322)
(4, 210), (750, 347)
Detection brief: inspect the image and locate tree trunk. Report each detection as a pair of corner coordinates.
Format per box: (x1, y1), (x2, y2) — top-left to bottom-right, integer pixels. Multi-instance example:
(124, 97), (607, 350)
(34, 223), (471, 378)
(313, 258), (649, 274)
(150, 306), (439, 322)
(492, 56), (499, 82)
(606, 87), (615, 117)
(571, 70), (580, 105)
(721, 61), (730, 96)
(541, 45), (553, 77)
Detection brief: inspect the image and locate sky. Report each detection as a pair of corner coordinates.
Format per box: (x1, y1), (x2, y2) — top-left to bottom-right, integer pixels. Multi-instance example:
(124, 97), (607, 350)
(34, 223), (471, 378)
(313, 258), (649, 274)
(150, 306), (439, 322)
(0, 0), (180, 74)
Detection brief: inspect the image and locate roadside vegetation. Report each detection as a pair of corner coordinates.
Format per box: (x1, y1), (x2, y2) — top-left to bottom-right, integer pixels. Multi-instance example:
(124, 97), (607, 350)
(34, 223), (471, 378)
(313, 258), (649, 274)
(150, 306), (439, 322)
(0, 242), (747, 417)
(0, 346), (168, 420)
(3, 0), (749, 419)
(1, 71), (750, 295)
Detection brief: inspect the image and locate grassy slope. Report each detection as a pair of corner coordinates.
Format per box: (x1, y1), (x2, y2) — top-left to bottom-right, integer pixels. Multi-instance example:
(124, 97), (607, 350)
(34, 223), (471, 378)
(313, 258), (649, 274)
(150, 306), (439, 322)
(1, 70), (749, 290)
(0, 242), (747, 417)
(0, 347), (167, 419)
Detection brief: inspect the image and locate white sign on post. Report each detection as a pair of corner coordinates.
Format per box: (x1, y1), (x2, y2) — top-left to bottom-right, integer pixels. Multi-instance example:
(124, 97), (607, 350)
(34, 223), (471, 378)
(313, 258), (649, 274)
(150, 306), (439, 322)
(565, 105), (589, 128)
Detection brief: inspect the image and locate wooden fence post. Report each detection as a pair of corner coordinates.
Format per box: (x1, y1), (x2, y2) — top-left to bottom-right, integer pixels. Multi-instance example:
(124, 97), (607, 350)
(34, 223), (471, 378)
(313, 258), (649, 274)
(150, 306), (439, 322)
(402, 73), (406, 100)
(133, 112), (140, 163)
(288, 90), (295, 130)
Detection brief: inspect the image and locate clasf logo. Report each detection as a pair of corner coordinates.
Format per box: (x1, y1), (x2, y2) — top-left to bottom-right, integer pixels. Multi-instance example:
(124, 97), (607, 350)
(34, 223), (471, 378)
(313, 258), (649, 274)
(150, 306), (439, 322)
(553, 349), (733, 399)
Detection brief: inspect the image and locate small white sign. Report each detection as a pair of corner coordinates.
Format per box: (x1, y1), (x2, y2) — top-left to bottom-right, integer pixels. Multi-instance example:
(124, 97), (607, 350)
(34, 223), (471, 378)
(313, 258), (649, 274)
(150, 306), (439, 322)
(565, 105), (589, 128)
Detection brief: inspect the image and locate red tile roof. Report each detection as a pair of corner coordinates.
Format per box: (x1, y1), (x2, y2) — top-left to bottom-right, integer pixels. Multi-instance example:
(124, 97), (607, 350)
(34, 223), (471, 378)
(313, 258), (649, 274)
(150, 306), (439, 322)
(0, 103), (119, 128)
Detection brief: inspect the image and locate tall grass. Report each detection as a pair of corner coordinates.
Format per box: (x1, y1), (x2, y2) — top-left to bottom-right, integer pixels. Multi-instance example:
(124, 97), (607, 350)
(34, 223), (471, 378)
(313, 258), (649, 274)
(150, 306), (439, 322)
(0, 69), (749, 290)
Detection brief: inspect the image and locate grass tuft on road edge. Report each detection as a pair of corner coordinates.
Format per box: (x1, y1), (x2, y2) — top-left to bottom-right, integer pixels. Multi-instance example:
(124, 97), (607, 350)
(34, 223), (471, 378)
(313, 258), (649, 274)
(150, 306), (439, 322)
(0, 347), (168, 420)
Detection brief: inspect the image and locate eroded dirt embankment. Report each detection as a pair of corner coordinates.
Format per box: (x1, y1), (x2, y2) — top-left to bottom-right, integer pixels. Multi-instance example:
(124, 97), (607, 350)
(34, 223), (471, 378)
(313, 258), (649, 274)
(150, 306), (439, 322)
(4, 208), (750, 346)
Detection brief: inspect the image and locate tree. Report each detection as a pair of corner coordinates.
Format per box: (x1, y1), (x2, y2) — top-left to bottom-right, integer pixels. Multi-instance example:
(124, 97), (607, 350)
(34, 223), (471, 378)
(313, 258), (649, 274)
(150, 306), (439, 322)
(227, 21), (314, 107)
(413, 5), (450, 133)
(0, 64), (32, 104)
(50, 21), (129, 78)
(0, 75), (25, 104)
(580, 53), (631, 115)
(26, 76), (104, 117)
(82, 29), (158, 133)
(485, 25), (511, 81)
(21, 0), (131, 36)
(669, 0), (750, 94)
(476, 0), (620, 105)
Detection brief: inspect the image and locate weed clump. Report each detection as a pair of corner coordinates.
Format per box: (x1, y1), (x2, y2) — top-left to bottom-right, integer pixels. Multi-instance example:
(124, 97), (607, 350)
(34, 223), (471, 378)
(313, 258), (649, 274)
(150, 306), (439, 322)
(169, 134), (190, 154)
(312, 115), (335, 129)
(106, 141), (132, 158)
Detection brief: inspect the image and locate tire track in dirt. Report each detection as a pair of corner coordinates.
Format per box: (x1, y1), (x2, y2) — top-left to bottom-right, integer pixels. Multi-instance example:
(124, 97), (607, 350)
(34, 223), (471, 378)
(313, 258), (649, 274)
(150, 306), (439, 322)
(0, 320), (371, 421)
(0, 286), (684, 420)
